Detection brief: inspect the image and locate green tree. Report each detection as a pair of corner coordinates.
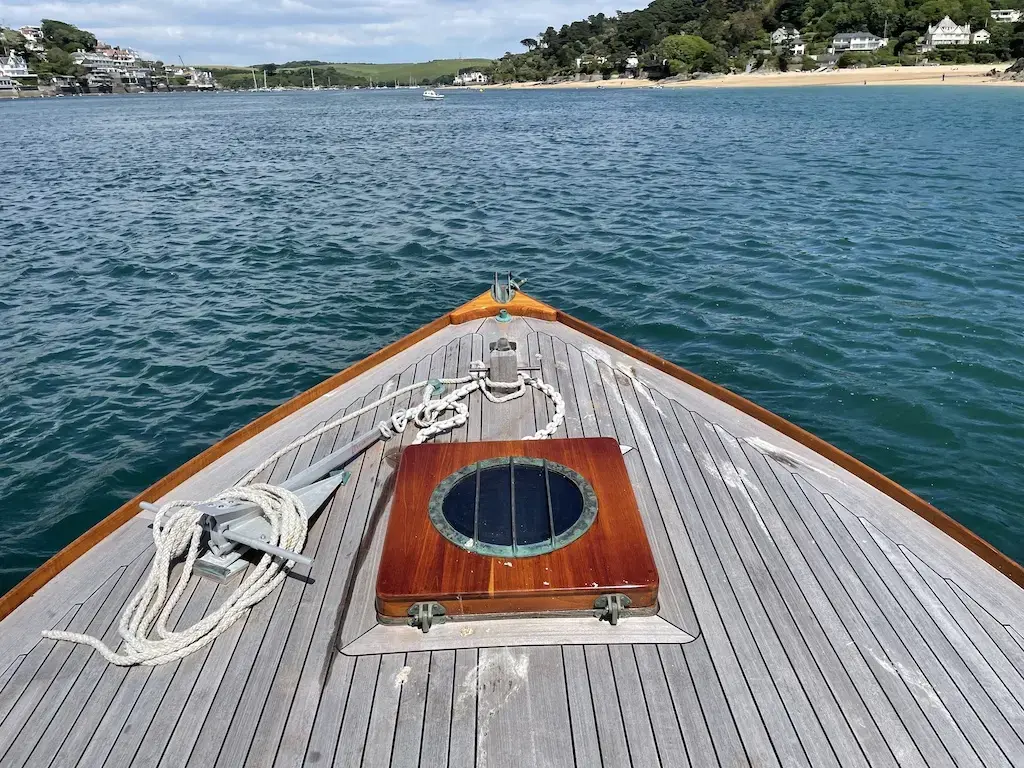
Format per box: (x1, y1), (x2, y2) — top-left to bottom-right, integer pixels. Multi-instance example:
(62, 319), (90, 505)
(658, 33), (726, 71)
(40, 19), (97, 52)
(520, 38), (538, 50)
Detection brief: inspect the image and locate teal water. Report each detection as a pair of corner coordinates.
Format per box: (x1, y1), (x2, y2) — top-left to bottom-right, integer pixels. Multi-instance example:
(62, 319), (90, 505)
(2, 88), (1023, 594)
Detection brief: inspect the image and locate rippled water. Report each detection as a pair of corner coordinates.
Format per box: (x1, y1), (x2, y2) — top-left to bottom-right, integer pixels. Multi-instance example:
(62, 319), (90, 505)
(2, 88), (1023, 594)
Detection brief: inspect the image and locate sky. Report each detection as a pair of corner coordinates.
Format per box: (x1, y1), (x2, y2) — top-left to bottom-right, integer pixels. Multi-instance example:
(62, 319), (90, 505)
(2, 0), (646, 65)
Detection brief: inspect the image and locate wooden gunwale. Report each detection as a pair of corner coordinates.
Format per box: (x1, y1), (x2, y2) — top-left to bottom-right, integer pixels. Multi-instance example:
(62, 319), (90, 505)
(2, 287), (1020, 623)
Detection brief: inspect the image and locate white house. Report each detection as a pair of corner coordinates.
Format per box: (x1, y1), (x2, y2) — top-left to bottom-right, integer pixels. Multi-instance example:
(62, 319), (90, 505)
(771, 26), (799, 45)
(72, 50), (130, 74)
(453, 71), (489, 86)
(924, 16), (972, 47)
(991, 9), (1022, 22)
(831, 32), (888, 52)
(18, 26), (45, 53)
(0, 53), (30, 77)
(971, 28), (991, 44)
(0, 75), (15, 91)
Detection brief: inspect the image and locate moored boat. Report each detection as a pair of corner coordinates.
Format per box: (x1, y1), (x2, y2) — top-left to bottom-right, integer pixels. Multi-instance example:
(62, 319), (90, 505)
(2, 274), (1023, 767)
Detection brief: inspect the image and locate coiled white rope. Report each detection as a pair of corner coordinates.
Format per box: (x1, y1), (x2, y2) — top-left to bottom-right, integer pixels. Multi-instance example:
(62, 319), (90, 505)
(42, 361), (565, 666)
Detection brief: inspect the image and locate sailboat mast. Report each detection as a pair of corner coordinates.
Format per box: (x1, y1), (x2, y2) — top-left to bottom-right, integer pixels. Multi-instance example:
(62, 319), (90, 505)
(310, 67), (316, 89)
(251, 68), (258, 89)
(264, 69), (267, 89)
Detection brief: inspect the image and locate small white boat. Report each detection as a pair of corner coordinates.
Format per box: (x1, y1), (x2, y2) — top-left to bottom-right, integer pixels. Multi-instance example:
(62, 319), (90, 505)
(422, 89), (445, 101)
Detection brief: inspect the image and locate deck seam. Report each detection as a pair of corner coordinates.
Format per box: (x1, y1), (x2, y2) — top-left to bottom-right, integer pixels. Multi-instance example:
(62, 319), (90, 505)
(857, 516), (1024, 756)
(740, 443), (932, 767)
(797, 481), (988, 766)
(687, 411), (844, 767)
(707, 423), (899, 765)
(834, 500), (1018, 765)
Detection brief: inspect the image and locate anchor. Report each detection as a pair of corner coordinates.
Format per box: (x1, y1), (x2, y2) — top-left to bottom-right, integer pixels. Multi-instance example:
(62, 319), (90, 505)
(141, 426), (383, 581)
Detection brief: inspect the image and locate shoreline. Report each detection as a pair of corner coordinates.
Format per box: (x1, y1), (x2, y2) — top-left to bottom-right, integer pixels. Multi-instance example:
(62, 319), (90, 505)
(474, 63), (1023, 90)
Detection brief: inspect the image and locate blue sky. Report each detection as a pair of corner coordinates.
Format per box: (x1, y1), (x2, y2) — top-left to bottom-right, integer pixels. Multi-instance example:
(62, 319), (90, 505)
(3, 0), (643, 65)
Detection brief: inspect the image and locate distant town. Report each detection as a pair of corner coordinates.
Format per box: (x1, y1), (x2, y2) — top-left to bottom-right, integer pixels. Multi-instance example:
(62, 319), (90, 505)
(0, 19), (494, 98)
(2, 9), (1022, 98)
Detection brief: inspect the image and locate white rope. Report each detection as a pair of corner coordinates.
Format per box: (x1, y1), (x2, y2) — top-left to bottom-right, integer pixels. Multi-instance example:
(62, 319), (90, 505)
(42, 484), (307, 666)
(41, 360), (565, 666)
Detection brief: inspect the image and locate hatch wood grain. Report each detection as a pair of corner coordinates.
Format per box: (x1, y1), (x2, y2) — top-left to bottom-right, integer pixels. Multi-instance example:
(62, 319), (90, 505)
(375, 437), (659, 619)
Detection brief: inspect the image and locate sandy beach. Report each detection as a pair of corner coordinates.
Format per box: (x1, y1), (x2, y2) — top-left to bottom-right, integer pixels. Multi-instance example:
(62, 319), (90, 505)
(480, 63), (1022, 90)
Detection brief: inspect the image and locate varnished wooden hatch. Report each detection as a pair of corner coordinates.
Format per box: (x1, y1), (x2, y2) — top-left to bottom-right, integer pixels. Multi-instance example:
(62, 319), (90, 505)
(376, 438), (659, 625)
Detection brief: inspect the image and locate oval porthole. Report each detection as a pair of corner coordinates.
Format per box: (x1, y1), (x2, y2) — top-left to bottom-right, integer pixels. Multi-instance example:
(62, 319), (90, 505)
(428, 457), (598, 558)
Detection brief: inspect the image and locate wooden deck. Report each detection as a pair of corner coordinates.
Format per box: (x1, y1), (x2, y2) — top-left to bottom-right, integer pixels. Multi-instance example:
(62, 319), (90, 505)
(3, 312), (1024, 767)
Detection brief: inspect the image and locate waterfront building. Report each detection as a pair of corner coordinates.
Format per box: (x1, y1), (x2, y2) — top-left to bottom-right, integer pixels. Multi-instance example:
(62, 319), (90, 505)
(830, 32), (888, 52)
(924, 16), (972, 48)
(771, 26), (799, 45)
(991, 9), (1022, 22)
(0, 53), (31, 78)
(971, 28), (991, 44)
(17, 26), (45, 54)
(453, 71), (489, 86)
(0, 75), (15, 91)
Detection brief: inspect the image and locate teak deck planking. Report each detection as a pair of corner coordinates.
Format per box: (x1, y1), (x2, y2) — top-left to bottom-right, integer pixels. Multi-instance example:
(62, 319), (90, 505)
(0, 294), (1023, 767)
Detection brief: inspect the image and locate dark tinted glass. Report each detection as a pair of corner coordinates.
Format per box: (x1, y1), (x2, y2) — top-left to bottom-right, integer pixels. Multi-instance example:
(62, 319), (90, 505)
(549, 471), (584, 535)
(512, 465), (550, 545)
(436, 458), (591, 555)
(441, 471), (477, 538)
(476, 461), (513, 545)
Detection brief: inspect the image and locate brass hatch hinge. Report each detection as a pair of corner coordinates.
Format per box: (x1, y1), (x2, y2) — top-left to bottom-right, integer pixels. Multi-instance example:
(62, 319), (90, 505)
(594, 594), (632, 625)
(408, 601), (447, 633)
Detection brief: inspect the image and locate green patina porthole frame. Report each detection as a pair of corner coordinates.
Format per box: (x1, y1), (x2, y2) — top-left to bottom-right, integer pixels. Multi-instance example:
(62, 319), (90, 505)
(428, 456), (599, 558)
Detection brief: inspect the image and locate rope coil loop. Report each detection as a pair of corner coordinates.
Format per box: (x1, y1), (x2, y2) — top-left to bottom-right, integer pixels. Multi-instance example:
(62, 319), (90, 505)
(41, 358), (566, 666)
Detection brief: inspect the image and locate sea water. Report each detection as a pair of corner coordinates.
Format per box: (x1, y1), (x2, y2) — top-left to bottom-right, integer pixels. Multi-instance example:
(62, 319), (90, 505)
(2, 87), (1022, 593)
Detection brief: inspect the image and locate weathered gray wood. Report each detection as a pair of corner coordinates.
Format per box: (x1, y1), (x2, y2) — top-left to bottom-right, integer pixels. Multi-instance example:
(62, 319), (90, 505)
(677, 410), (838, 768)
(0, 555), (149, 764)
(391, 652), (430, 767)
(706, 422), (893, 768)
(609, 366), (699, 634)
(648, 390), (787, 767)
(608, 644), (661, 767)
(6, 318), (1024, 768)
(862, 519), (1024, 751)
(658, 642), (732, 768)
(336, 349), (442, 650)
(301, 653), (355, 767)
(419, 650), (455, 768)
(330, 654), (378, 768)
(583, 645), (632, 767)
(632, 645), (689, 768)
(0, 604), (79, 728)
(745, 445), (948, 768)
(70, 577), (217, 768)
(448, 649), (478, 768)
(904, 547), (1024, 705)
(475, 646), (573, 768)
(791, 475), (991, 768)
(948, 580), (1024, 681)
(244, 363), (423, 768)
(829, 500), (1020, 766)
(355, 653), (405, 767)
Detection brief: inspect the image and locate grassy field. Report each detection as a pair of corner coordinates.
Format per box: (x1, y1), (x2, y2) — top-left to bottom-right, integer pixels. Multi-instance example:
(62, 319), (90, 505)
(309, 59), (493, 83)
(207, 59), (493, 85)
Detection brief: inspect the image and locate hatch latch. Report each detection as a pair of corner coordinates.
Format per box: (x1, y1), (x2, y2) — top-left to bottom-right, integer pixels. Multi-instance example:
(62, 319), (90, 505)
(594, 594), (632, 625)
(408, 601), (447, 633)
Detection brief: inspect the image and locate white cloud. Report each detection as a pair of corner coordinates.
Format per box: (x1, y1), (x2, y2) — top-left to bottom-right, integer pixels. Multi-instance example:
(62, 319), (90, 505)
(3, 0), (644, 65)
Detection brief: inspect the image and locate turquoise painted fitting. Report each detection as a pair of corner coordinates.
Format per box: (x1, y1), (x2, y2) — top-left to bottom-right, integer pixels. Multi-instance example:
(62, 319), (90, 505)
(496, 309), (513, 323)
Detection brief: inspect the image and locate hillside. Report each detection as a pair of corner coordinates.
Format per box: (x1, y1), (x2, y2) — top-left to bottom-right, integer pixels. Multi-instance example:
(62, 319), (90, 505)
(210, 59), (494, 89)
(488, 0), (1024, 81)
